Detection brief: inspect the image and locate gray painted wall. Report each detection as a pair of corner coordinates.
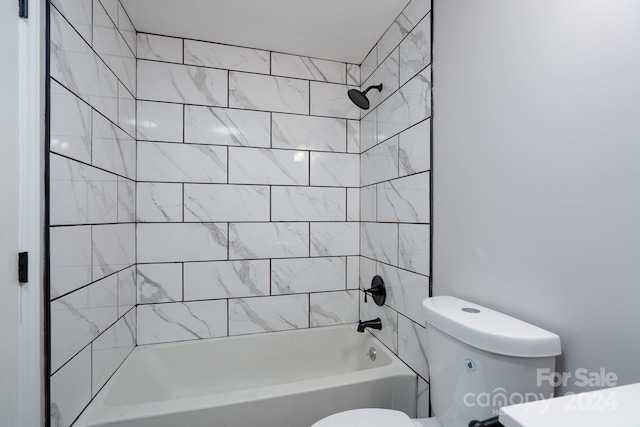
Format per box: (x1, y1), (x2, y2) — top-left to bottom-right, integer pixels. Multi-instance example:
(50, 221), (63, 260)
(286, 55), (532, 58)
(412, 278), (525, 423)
(433, 0), (640, 393)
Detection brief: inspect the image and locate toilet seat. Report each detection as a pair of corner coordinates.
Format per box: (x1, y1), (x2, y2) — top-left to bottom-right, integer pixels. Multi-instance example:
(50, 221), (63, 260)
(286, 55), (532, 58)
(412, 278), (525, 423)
(311, 409), (441, 427)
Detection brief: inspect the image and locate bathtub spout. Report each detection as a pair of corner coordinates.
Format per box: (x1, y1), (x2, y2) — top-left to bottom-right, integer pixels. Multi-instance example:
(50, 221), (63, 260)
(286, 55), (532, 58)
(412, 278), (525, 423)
(357, 318), (382, 333)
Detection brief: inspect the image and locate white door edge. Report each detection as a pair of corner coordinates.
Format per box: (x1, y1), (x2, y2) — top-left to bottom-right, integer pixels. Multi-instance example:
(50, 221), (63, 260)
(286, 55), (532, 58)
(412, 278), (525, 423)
(17, 0), (45, 425)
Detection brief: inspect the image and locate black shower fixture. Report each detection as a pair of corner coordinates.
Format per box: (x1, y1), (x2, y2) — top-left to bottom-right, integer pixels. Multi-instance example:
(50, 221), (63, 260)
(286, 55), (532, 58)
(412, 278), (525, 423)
(347, 84), (383, 110)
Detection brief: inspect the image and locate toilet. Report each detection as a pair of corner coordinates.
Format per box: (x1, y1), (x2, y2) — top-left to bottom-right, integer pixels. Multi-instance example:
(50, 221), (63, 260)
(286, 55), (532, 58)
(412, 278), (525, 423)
(313, 296), (562, 427)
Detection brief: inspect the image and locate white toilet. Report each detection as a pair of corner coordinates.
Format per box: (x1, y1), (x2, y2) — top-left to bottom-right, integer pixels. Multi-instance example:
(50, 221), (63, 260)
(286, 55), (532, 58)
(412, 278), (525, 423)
(313, 296), (562, 427)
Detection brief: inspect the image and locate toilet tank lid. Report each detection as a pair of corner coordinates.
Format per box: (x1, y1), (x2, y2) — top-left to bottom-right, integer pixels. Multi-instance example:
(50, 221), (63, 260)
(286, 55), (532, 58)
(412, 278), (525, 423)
(422, 296), (561, 357)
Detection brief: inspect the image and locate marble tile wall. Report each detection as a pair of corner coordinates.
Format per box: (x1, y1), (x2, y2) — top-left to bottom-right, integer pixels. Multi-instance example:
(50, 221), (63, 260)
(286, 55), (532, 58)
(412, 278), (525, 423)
(49, 0), (137, 425)
(135, 33), (362, 345)
(357, 0), (433, 413)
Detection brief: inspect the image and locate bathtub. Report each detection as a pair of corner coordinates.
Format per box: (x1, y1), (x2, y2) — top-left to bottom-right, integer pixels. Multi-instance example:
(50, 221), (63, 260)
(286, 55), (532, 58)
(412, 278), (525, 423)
(75, 324), (417, 427)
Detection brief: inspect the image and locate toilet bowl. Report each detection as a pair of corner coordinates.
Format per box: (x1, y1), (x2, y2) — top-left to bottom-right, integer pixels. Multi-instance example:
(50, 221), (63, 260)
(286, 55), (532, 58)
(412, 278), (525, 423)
(312, 296), (562, 427)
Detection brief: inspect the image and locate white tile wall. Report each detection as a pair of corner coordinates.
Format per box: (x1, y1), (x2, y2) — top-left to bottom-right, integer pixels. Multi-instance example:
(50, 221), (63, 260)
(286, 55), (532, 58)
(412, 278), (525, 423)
(137, 300), (228, 345)
(229, 222), (309, 259)
(229, 72), (309, 114)
(310, 291), (359, 327)
(271, 187), (346, 221)
(228, 147), (308, 185)
(137, 223), (228, 263)
(137, 263), (183, 303)
(184, 260), (270, 300)
(184, 39), (270, 74)
(310, 152), (359, 187)
(229, 295), (309, 335)
(50, 346), (91, 427)
(184, 106), (271, 147)
(137, 101), (183, 142)
(272, 113), (347, 152)
(137, 60), (228, 106)
(271, 257), (346, 294)
(271, 52), (346, 84)
(184, 184), (270, 222)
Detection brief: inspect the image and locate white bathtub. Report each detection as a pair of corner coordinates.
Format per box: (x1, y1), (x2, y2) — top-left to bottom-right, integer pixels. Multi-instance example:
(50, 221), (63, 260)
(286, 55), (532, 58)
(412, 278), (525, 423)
(75, 324), (417, 427)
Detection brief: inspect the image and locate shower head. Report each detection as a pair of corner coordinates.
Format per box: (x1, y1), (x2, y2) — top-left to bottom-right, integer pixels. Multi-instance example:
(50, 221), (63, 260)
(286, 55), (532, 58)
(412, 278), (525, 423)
(347, 84), (383, 110)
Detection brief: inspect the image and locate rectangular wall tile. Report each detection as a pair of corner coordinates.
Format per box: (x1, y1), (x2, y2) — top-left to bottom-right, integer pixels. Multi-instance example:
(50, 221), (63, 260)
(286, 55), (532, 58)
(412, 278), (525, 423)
(347, 64), (360, 86)
(378, 67), (431, 142)
(117, 177), (135, 223)
(184, 39), (270, 74)
(347, 256), (360, 290)
(118, 81), (136, 137)
(136, 182), (183, 222)
(184, 260), (270, 300)
(271, 186), (346, 221)
(377, 262), (429, 324)
(377, 172), (430, 223)
(51, 8), (118, 123)
(50, 80), (91, 163)
(369, 47), (400, 110)
(310, 81), (360, 120)
(347, 119), (360, 153)
(137, 100), (183, 142)
(272, 113), (347, 152)
(137, 263), (183, 304)
(229, 222), (309, 259)
(50, 225), (92, 299)
(92, 223), (136, 280)
(359, 299), (398, 353)
(229, 72), (309, 114)
(310, 222), (359, 256)
(138, 141), (227, 183)
(361, 136), (399, 186)
(137, 33), (182, 63)
(184, 184), (270, 222)
(92, 113), (136, 179)
(50, 155), (118, 225)
(184, 105), (271, 147)
(50, 346), (91, 427)
(137, 301), (228, 345)
(361, 222), (398, 265)
(359, 256), (377, 291)
(398, 315), (430, 380)
(361, 184), (377, 222)
(310, 291), (359, 327)
(400, 14), (431, 85)
(271, 52), (346, 84)
(51, 0), (92, 44)
(93, 1), (136, 94)
(399, 119), (431, 176)
(310, 152), (359, 187)
(271, 257), (346, 294)
(361, 47), (377, 83)
(229, 295), (309, 335)
(399, 224), (431, 276)
(117, 266), (136, 317)
(137, 60), (228, 106)
(228, 147), (308, 185)
(92, 310), (135, 395)
(117, 2), (136, 55)
(51, 275), (118, 372)
(309, 291), (359, 327)
(347, 188), (360, 222)
(137, 223), (228, 263)
(361, 109), (377, 152)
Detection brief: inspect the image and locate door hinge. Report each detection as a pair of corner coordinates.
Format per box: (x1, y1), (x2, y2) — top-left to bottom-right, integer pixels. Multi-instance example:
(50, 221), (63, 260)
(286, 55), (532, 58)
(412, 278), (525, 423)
(18, 252), (28, 283)
(19, 0), (28, 18)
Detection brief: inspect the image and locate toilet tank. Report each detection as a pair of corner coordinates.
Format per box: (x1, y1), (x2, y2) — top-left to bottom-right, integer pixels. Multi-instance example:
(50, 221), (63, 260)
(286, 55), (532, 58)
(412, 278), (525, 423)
(422, 296), (561, 427)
